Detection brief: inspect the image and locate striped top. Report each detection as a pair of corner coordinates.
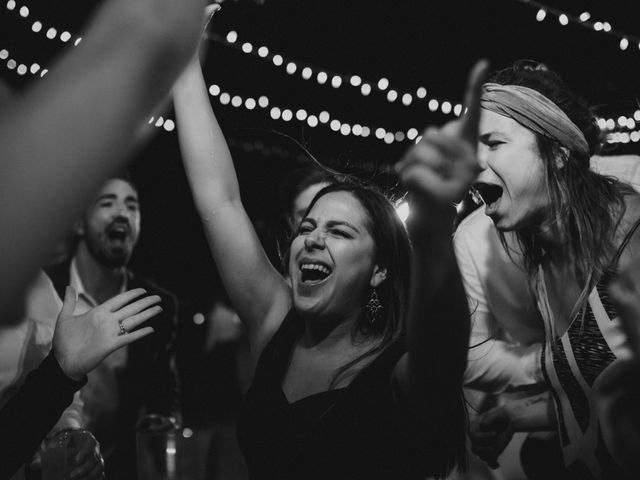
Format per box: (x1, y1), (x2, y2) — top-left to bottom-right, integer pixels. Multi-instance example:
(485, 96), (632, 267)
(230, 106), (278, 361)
(535, 218), (640, 479)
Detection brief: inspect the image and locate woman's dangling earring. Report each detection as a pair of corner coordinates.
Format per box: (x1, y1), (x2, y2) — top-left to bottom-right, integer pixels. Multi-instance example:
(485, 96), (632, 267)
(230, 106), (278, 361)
(366, 289), (383, 325)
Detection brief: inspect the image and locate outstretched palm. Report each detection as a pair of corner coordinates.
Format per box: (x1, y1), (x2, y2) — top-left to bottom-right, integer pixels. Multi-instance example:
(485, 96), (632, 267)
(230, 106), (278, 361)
(53, 287), (161, 381)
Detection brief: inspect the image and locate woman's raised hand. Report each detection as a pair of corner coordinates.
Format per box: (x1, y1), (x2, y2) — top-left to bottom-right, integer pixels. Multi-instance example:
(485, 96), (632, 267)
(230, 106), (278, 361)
(396, 60), (489, 205)
(53, 287), (161, 381)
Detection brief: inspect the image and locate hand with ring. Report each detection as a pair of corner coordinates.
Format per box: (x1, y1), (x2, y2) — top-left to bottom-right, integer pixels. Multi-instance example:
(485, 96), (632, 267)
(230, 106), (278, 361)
(53, 287), (161, 381)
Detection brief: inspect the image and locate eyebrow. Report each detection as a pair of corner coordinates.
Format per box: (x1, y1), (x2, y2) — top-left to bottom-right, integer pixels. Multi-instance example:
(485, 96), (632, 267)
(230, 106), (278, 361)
(478, 132), (506, 143)
(327, 220), (360, 232)
(300, 218), (361, 233)
(95, 193), (139, 204)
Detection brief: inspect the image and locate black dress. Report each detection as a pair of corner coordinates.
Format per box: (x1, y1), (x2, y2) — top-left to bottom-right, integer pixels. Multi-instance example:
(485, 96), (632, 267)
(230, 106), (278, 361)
(237, 310), (464, 480)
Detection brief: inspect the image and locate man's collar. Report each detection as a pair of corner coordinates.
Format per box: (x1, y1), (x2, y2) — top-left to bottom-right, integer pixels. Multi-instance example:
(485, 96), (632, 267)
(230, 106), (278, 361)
(69, 256), (128, 307)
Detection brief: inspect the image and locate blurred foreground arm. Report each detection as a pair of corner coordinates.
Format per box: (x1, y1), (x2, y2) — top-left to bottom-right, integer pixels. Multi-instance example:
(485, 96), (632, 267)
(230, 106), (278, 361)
(394, 61), (489, 419)
(0, 0), (206, 322)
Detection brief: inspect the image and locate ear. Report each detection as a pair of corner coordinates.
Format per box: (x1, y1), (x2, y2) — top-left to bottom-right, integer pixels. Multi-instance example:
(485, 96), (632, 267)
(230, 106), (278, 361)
(555, 147), (570, 169)
(72, 219), (85, 237)
(369, 264), (387, 288)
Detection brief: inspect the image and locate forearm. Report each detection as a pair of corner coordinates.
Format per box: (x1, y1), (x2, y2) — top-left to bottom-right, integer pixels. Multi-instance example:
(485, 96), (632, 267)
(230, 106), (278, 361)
(173, 59), (242, 211)
(405, 199), (470, 396)
(465, 339), (543, 393)
(506, 391), (555, 432)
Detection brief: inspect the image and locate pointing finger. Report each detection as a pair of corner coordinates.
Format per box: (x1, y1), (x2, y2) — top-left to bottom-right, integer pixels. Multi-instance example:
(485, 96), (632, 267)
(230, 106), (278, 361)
(460, 59), (490, 144)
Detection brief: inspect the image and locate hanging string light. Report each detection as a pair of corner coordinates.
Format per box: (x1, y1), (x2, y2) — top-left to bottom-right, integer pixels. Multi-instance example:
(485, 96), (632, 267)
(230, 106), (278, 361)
(4, 1), (83, 46)
(3, 1), (638, 146)
(512, 0), (640, 53)
(207, 30), (462, 117)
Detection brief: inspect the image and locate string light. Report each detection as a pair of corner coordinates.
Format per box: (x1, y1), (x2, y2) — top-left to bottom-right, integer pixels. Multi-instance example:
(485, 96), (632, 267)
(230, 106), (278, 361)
(206, 31), (462, 116)
(316, 71), (328, 84)
(377, 78), (390, 91)
(513, 0), (640, 54)
(5, 2), (83, 46)
(202, 82), (459, 145)
(4, 3), (638, 147)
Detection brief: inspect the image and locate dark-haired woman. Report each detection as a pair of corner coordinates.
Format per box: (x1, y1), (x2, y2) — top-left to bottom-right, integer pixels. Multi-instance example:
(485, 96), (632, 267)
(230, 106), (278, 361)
(462, 61), (640, 479)
(172, 26), (490, 477)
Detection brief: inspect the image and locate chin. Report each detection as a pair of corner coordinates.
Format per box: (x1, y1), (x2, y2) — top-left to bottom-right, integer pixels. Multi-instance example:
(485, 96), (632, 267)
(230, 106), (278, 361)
(491, 217), (514, 232)
(292, 294), (321, 315)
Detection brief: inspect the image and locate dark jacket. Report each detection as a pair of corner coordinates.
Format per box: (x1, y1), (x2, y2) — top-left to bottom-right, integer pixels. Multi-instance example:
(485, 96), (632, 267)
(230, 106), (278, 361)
(45, 259), (180, 480)
(0, 353), (85, 480)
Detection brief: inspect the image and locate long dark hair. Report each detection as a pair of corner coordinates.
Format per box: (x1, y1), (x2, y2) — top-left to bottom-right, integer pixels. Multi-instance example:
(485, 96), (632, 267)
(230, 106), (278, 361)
(491, 61), (631, 299)
(291, 181), (412, 384)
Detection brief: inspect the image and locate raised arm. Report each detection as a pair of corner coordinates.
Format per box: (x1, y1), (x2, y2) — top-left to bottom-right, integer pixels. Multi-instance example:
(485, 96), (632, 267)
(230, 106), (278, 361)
(173, 47), (290, 351)
(0, 0), (206, 323)
(394, 61), (489, 418)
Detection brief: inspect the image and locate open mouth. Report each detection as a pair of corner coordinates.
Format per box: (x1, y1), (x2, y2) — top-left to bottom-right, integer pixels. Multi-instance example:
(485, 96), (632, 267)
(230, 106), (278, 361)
(300, 262), (332, 284)
(106, 225), (130, 242)
(471, 182), (503, 206)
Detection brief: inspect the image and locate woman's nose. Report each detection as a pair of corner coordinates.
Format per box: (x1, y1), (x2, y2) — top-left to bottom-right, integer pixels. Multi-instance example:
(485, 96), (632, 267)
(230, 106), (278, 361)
(304, 231), (326, 249)
(477, 145), (489, 170)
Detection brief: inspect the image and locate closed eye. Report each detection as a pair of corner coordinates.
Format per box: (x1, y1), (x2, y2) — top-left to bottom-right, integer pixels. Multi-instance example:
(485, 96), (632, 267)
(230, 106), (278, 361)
(330, 229), (352, 238)
(297, 224), (314, 235)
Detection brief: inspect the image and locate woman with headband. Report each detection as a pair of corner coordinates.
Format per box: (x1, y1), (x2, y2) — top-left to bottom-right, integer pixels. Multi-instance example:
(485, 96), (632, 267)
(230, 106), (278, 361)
(460, 61), (640, 479)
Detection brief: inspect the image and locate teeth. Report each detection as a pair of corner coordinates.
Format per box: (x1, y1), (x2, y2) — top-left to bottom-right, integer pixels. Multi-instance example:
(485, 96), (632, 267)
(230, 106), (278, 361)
(300, 263), (331, 275)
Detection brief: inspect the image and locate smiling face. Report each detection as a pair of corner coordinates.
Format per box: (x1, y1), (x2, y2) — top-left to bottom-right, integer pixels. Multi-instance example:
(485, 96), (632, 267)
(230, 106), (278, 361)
(473, 109), (550, 231)
(79, 179), (141, 268)
(288, 191), (385, 322)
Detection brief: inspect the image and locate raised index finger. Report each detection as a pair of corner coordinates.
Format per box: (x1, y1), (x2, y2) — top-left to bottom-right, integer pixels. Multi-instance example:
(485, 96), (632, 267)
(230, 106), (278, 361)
(459, 59), (490, 144)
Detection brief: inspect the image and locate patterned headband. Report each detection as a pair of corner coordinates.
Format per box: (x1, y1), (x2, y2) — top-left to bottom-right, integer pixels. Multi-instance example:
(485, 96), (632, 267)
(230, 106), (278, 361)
(481, 83), (589, 156)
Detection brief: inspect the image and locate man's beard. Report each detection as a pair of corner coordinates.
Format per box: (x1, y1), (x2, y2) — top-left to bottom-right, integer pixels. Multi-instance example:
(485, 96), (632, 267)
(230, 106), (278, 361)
(84, 231), (135, 268)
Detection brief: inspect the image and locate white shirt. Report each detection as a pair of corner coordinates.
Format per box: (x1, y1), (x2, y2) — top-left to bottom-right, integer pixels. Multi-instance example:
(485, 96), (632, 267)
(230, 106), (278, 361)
(0, 271), (83, 426)
(455, 208), (544, 393)
(69, 258), (128, 430)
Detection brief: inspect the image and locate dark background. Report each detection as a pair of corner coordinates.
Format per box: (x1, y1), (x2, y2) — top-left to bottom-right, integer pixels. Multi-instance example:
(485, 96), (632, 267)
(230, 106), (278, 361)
(2, 0), (639, 425)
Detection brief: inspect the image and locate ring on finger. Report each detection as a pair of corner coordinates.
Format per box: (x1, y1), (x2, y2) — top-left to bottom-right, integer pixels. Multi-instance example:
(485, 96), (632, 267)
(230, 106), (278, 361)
(118, 320), (128, 336)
